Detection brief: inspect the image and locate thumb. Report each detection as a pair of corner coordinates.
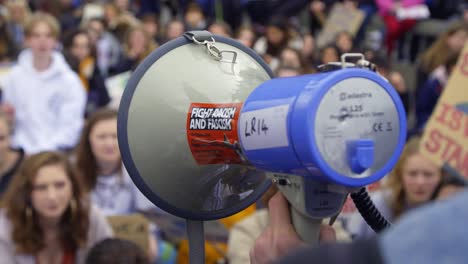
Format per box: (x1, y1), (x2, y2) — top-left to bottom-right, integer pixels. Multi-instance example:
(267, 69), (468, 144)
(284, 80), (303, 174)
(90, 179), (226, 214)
(319, 225), (336, 243)
(268, 192), (293, 227)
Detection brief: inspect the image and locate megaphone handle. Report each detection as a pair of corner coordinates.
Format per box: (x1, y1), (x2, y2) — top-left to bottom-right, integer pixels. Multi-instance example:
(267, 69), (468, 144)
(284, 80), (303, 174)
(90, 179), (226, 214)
(187, 219), (205, 264)
(291, 207), (322, 245)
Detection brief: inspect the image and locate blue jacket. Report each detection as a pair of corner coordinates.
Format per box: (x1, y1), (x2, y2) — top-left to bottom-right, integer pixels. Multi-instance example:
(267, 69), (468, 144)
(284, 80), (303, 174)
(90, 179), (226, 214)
(415, 77), (443, 131)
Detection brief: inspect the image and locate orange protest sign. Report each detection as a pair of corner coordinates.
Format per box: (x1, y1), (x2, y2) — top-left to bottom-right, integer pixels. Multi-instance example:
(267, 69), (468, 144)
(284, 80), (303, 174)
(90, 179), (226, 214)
(420, 43), (468, 178)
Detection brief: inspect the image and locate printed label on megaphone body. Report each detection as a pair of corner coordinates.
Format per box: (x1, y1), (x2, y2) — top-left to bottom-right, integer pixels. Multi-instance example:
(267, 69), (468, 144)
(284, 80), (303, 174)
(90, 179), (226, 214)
(239, 104), (290, 150)
(187, 102), (244, 165)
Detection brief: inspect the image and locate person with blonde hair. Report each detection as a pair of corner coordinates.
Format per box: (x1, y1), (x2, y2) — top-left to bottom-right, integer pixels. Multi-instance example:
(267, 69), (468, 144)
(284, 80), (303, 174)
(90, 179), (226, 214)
(417, 22), (468, 89)
(5, 0), (31, 49)
(350, 136), (443, 238)
(0, 151), (113, 263)
(0, 12), (86, 154)
(103, 2), (140, 42)
(109, 25), (157, 75)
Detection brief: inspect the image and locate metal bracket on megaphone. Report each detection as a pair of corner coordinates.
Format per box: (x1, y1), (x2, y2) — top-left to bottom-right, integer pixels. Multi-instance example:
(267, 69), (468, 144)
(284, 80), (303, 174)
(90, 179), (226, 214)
(341, 53), (377, 71)
(184, 30), (238, 63)
(318, 53), (377, 73)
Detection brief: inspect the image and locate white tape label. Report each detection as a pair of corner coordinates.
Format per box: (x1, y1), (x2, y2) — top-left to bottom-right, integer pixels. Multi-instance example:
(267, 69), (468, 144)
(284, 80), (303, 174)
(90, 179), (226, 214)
(240, 104), (289, 150)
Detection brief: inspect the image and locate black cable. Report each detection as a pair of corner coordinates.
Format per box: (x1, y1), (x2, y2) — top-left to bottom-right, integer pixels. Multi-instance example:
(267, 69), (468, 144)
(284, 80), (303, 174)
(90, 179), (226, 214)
(350, 188), (391, 233)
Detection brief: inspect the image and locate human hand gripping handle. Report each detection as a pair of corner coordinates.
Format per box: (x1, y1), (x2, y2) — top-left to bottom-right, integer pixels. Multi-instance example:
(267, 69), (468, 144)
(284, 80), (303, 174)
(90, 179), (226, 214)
(250, 192), (336, 264)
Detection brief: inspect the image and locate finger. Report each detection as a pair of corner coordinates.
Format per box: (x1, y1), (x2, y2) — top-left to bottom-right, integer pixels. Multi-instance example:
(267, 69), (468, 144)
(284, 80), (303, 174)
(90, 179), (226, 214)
(249, 248), (257, 264)
(268, 192), (292, 227)
(319, 224), (337, 243)
(251, 227), (273, 264)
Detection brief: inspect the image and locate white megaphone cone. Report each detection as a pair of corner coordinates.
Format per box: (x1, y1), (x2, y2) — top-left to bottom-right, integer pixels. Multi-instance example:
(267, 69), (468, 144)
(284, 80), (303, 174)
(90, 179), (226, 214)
(118, 31), (406, 263)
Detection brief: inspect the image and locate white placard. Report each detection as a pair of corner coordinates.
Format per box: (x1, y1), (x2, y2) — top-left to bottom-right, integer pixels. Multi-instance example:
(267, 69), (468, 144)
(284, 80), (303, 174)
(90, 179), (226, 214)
(239, 104), (289, 150)
(105, 71), (131, 109)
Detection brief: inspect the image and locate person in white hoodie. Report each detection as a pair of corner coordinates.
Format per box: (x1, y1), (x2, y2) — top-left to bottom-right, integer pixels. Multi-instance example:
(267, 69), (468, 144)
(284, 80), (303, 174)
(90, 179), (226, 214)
(0, 12), (86, 154)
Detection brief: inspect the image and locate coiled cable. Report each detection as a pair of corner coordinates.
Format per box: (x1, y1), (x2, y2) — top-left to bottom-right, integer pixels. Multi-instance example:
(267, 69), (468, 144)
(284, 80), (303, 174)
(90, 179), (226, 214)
(350, 187), (391, 233)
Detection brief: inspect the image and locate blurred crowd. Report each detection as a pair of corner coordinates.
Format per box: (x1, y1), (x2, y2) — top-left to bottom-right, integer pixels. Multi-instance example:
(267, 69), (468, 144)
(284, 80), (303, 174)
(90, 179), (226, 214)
(0, 0), (466, 263)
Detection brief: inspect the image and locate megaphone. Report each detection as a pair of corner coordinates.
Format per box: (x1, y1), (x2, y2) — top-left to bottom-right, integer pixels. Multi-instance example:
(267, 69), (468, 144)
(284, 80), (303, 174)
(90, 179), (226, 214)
(117, 31), (406, 262)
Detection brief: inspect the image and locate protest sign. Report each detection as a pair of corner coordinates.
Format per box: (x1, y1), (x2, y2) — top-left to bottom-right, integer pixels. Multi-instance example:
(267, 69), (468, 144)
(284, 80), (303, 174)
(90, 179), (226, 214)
(107, 214), (150, 253)
(316, 3), (364, 48)
(421, 43), (468, 178)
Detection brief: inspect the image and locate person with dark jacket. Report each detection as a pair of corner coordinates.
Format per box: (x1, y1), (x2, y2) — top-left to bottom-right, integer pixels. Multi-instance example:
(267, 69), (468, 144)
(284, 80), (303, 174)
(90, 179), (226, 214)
(63, 29), (110, 116)
(0, 110), (24, 197)
(415, 52), (459, 132)
(109, 25), (157, 76)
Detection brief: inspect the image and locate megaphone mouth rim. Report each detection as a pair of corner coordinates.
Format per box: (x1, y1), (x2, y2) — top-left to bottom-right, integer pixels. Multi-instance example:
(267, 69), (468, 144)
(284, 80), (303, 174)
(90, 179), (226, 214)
(117, 33), (274, 220)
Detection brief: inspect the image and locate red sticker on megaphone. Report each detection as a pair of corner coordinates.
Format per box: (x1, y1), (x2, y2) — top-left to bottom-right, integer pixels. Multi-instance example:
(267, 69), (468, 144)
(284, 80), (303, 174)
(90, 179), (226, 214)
(186, 102), (244, 165)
